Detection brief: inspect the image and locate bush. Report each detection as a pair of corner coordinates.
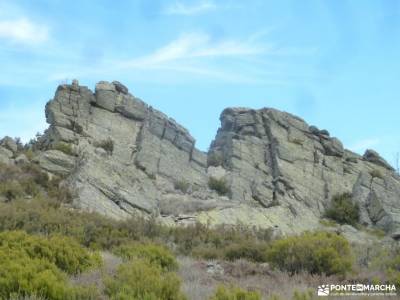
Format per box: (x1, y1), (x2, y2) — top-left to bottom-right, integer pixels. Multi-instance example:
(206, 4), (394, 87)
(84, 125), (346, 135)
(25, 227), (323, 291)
(95, 138), (114, 155)
(105, 259), (186, 300)
(223, 242), (268, 263)
(208, 177), (230, 196)
(266, 231), (353, 276)
(0, 231), (101, 275)
(325, 193), (360, 226)
(0, 231), (98, 300)
(52, 142), (74, 156)
(113, 243), (178, 271)
(174, 180), (190, 194)
(210, 285), (261, 300)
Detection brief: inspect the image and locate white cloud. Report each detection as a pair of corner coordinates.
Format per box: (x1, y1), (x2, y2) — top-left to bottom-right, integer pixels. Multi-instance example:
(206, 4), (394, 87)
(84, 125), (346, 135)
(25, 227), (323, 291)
(164, 1), (216, 15)
(124, 32), (266, 68)
(0, 18), (49, 45)
(349, 138), (380, 153)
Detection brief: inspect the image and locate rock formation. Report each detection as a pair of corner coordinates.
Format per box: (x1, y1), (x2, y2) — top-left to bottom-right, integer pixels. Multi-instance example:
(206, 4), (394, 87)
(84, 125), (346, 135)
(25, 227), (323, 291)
(15, 80), (400, 236)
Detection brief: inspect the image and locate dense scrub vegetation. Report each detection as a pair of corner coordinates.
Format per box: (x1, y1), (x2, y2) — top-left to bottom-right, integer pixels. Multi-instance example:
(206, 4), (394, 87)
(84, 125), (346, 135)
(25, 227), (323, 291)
(105, 259), (186, 300)
(210, 286), (261, 300)
(113, 242), (178, 271)
(0, 231), (99, 299)
(266, 231), (353, 276)
(0, 156), (398, 299)
(208, 177), (230, 196)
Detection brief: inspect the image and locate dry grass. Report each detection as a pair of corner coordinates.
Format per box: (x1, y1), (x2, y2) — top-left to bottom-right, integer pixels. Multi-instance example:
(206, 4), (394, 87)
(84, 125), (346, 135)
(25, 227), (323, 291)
(70, 252), (122, 300)
(178, 257), (397, 300)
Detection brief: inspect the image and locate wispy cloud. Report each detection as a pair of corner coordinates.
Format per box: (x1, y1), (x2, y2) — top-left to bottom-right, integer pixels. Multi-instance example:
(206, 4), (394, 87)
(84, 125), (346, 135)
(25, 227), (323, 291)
(163, 1), (217, 16)
(123, 32), (267, 68)
(0, 18), (49, 45)
(42, 31), (314, 85)
(349, 138), (380, 153)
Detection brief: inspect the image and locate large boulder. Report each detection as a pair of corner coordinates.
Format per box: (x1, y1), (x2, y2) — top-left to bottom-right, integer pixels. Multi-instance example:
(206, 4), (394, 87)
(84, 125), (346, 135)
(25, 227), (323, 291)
(38, 150), (75, 176)
(0, 146), (13, 165)
(0, 136), (17, 153)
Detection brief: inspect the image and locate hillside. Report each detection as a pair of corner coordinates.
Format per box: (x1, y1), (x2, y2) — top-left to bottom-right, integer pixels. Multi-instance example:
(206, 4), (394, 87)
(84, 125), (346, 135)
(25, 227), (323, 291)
(3, 80), (398, 236)
(0, 80), (399, 299)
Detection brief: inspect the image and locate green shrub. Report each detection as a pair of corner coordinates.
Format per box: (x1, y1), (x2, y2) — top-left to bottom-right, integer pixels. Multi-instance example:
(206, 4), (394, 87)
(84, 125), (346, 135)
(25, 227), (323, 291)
(95, 138), (114, 155)
(174, 180), (190, 193)
(105, 259), (186, 300)
(223, 242), (268, 263)
(325, 193), (360, 226)
(0, 232), (98, 300)
(266, 231), (353, 276)
(113, 243), (178, 271)
(52, 142), (74, 156)
(208, 177), (230, 196)
(210, 285), (261, 300)
(0, 231), (101, 275)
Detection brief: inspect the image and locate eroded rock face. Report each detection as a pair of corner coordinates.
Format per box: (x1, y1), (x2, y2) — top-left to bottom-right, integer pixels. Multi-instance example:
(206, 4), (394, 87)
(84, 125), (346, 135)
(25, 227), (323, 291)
(38, 81), (400, 235)
(40, 81), (215, 220)
(208, 107), (400, 234)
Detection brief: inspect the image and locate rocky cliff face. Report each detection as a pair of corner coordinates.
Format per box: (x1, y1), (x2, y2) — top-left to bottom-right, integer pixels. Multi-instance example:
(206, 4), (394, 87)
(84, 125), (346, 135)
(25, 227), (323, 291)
(17, 80), (399, 236)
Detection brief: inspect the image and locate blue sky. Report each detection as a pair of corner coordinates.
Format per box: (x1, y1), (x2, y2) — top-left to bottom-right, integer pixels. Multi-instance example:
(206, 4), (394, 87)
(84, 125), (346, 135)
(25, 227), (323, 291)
(0, 0), (399, 165)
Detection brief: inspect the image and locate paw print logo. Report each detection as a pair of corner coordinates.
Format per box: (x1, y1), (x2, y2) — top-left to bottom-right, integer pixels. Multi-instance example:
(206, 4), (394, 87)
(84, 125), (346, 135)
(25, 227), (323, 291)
(318, 285), (330, 297)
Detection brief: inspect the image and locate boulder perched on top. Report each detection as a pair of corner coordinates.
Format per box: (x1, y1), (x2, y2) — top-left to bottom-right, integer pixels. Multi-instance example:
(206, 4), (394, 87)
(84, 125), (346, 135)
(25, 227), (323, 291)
(363, 149), (394, 171)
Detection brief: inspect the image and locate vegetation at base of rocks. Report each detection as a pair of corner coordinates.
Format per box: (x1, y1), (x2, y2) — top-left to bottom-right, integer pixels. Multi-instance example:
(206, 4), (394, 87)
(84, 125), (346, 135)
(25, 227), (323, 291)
(319, 218), (338, 228)
(0, 231), (99, 300)
(52, 142), (74, 156)
(174, 180), (190, 193)
(325, 193), (360, 226)
(105, 259), (186, 300)
(223, 243), (268, 263)
(208, 177), (230, 196)
(370, 169), (384, 179)
(0, 163), (72, 204)
(0, 159), (393, 299)
(208, 152), (224, 167)
(94, 138), (114, 155)
(113, 242), (178, 271)
(266, 231), (353, 276)
(210, 285), (261, 300)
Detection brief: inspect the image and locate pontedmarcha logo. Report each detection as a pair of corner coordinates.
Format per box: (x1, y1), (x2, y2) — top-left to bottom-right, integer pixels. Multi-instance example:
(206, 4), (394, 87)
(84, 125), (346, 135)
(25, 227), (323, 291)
(317, 284), (397, 297)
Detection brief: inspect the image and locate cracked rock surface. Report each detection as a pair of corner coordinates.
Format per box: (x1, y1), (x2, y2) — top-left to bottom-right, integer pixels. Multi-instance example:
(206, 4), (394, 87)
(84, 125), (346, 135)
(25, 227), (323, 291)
(34, 81), (400, 235)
